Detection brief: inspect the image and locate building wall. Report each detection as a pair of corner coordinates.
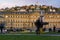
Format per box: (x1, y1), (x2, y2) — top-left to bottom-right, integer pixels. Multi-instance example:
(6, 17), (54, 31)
(0, 12), (40, 29)
(0, 12), (60, 29)
(44, 13), (60, 28)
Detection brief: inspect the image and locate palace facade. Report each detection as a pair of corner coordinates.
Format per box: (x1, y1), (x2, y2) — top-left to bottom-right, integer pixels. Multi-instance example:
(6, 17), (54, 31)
(0, 11), (40, 29)
(0, 11), (60, 29)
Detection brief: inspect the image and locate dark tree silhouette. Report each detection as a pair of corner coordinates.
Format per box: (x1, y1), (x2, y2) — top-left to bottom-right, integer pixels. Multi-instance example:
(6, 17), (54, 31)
(35, 19), (41, 34)
(0, 22), (5, 33)
(35, 18), (48, 34)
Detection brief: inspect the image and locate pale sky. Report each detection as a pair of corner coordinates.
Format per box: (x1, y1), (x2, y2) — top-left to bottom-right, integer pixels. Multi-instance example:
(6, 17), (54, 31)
(0, 0), (60, 9)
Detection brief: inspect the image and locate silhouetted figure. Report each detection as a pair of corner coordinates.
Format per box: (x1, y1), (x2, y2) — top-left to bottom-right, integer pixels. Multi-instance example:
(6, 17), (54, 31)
(49, 28), (52, 32)
(10, 27), (13, 31)
(53, 25), (56, 32)
(0, 22), (5, 33)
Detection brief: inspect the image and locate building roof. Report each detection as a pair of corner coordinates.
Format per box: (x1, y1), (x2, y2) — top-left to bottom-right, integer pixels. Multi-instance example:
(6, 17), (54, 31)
(0, 11), (35, 14)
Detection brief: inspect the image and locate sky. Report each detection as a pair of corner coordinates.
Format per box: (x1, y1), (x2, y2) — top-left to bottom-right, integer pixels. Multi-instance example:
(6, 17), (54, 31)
(0, 0), (60, 9)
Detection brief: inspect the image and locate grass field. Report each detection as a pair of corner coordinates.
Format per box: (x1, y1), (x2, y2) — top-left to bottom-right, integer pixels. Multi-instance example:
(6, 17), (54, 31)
(0, 35), (60, 40)
(0, 32), (60, 40)
(5, 31), (60, 34)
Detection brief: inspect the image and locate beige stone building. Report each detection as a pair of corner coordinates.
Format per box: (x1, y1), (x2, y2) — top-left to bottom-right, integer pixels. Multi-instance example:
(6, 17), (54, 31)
(0, 11), (60, 29)
(0, 11), (40, 29)
(44, 13), (60, 28)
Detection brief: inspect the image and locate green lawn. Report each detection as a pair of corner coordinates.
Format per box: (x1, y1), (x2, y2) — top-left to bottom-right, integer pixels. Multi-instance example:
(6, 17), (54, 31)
(5, 31), (60, 34)
(0, 35), (60, 40)
(0, 31), (60, 40)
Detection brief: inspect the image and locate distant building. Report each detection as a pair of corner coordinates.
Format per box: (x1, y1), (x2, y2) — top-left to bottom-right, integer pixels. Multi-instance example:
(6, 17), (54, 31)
(0, 11), (39, 29)
(0, 11), (60, 29)
(0, 5), (59, 30)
